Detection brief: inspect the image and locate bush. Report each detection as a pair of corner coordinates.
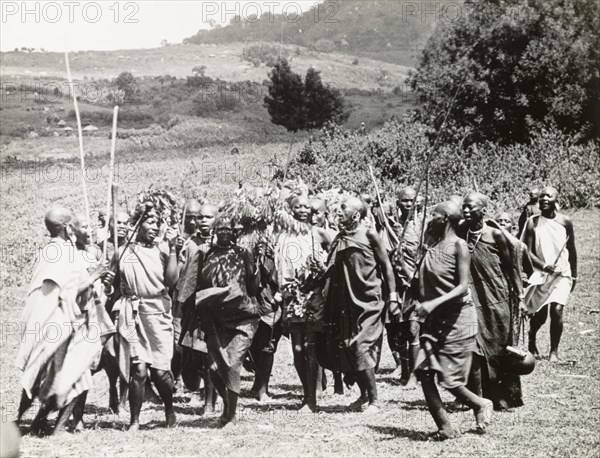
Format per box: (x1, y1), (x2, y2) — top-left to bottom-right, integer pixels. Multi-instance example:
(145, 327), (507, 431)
(288, 118), (600, 209)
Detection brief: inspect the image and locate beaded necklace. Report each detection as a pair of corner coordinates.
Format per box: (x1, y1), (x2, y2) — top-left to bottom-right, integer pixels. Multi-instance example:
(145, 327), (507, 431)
(466, 227), (484, 253)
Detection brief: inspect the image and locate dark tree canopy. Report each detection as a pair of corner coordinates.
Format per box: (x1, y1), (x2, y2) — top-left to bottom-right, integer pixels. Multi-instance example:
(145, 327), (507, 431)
(264, 58), (350, 132)
(114, 71), (138, 104)
(264, 59), (306, 132)
(409, 0), (600, 144)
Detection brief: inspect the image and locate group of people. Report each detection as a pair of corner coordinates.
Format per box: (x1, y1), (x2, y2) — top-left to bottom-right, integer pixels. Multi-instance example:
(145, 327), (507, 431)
(14, 182), (577, 440)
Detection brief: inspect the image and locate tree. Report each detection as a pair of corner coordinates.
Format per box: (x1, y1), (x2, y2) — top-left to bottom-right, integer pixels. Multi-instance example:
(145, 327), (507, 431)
(192, 65), (207, 77)
(303, 67), (349, 129)
(264, 58), (306, 132)
(409, 0), (600, 144)
(264, 58), (350, 132)
(114, 71), (138, 104)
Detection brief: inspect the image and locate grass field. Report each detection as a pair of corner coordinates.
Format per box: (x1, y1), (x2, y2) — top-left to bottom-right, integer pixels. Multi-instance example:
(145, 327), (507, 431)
(1, 43), (411, 91)
(0, 140), (598, 456)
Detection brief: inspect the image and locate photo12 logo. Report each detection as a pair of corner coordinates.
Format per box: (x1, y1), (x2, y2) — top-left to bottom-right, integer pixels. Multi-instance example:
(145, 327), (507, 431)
(201, 1), (339, 25)
(1, 1), (140, 24)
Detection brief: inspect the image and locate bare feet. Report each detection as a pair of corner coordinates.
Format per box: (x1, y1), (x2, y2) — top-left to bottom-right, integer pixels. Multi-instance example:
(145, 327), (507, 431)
(362, 404), (380, 415)
(529, 343), (541, 359)
(220, 417), (237, 429)
(348, 395), (369, 412)
(400, 375), (418, 390)
(73, 420), (85, 433)
(390, 366), (403, 379)
(475, 399), (493, 432)
(166, 412), (177, 428)
(549, 351), (559, 363)
(297, 403), (318, 414)
(429, 428), (461, 441)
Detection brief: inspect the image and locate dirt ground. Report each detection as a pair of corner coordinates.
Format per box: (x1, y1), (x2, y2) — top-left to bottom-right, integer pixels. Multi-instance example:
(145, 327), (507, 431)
(1, 200), (598, 457)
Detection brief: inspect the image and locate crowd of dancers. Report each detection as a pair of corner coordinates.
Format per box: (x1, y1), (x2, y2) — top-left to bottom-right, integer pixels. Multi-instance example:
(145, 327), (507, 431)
(14, 183), (577, 440)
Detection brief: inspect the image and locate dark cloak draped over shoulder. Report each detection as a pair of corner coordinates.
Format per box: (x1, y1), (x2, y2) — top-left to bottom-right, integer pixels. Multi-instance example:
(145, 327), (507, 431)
(467, 229), (523, 409)
(198, 245), (259, 394)
(318, 228), (385, 373)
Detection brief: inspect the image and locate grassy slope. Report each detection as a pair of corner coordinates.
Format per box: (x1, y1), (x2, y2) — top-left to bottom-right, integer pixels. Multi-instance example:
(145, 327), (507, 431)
(0, 146), (598, 456)
(0, 44), (411, 90)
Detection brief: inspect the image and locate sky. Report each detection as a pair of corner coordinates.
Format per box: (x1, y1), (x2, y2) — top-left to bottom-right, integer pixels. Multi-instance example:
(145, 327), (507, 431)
(0, 1), (322, 52)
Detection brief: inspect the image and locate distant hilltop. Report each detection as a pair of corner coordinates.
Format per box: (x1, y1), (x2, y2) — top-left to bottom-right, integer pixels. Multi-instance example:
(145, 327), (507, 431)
(183, 0), (462, 66)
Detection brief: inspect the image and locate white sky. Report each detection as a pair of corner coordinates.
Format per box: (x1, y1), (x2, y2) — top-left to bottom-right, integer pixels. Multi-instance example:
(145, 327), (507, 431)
(0, 1), (322, 52)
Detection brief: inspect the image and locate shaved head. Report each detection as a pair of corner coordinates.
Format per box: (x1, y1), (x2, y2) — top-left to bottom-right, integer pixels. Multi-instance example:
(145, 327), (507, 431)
(495, 212), (513, 232)
(310, 198), (328, 227)
(541, 186), (558, 198)
(464, 192), (488, 209)
(449, 195), (463, 207)
(434, 201), (462, 225)
(310, 198), (326, 213)
(185, 199), (202, 215)
(344, 196), (366, 219)
(45, 207), (72, 237)
(71, 212), (88, 229)
(199, 204), (217, 216)
(398, 187), (416, 200)
(71, 212), (92, 246)
(109, 210), (131, 242)
(290, 195), (309, 208)
(539, 186), (559, 214)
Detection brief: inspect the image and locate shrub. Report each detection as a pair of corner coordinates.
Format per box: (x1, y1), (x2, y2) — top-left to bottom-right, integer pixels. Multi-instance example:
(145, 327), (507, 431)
(288, 118), (600, 209)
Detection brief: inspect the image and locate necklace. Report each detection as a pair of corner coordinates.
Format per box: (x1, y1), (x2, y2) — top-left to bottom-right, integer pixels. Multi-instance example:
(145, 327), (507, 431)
(467, 228), (483, 253)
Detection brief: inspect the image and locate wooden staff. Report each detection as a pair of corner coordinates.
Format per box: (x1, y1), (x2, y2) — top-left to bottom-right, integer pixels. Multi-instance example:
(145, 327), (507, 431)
(119, 202), (154, 263)
(65, 51), (90, 223)
(111, 184), (119, 254)
(103, 106), (119, 260)
(369, 165), (399, 246)
(179, 202), (187, 236)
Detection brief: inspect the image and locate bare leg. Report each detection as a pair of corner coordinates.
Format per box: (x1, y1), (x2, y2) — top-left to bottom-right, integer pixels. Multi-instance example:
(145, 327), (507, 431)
(403, 321), (420, 388)
(149, 368), (176, 427)
(529, 305), (548, 358)
(29, 403), (51, 437)
(54, 398), (77, 435)
(420, 371), (459, 439)
(290, 326), (308, 405)
(316, 367), (324, 398)
(222, 390), (238, 426)
(467, 354), (483, 398)
(303, 332), (319, 411)
(549, 303), (564, 362)
(103, 351), (121, 414)
(71, 392), (87, 432)
(119, 378), (129, 412)
(348, 372), (368, 411)
(202, 369), (217, 414)
(253, 351), (274, 401)
(361, 369), (380, 414)
(333, 371), (344, 395)
(210, 370), (229, 423)
(128, 362), (147, 431)
(386, 322), (403, 378)
(449, 386), (493, 431)
(17, 390), (34, 423)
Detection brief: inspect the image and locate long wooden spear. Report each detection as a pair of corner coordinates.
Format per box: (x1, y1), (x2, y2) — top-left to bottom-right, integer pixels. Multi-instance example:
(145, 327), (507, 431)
(65, 51), (90, 223)
(103, 106), (119, 260)
(369, 164), (399, 247)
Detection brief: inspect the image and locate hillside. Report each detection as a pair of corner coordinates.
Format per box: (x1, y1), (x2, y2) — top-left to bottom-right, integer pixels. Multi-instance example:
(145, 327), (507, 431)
(184, 0), (461, 66)
(0, 43), (411, 90)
